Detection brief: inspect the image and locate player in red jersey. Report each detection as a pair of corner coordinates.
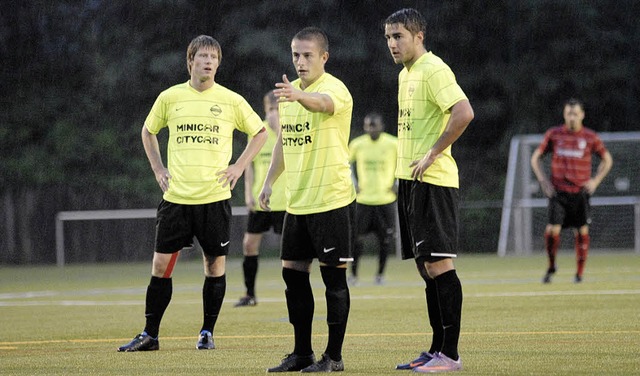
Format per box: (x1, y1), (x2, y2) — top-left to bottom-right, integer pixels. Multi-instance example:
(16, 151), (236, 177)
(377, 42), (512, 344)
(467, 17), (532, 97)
(531, 98), (613, 283)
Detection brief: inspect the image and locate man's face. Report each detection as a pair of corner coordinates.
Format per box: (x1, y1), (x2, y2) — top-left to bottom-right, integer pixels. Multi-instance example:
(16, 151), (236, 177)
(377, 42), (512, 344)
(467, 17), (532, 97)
(291, 38), (328, 87)
(563, 104), (585, 132)
(364, 116), (383, 140)
(189, 46), (219, 83)
(384, 23), (422, 66)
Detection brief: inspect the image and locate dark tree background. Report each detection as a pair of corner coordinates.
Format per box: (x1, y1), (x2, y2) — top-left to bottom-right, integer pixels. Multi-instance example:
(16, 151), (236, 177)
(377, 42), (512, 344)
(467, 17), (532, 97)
(1, 0), (638, 263)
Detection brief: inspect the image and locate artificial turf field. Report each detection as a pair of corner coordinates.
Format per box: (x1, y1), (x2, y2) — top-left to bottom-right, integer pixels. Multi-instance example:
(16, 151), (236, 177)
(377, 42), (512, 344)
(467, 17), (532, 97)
(1, 251), (639, 375)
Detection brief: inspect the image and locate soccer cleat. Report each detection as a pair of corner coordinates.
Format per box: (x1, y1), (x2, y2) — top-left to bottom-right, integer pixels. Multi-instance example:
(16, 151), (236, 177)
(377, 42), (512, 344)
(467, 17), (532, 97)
(117, 332), (159, 352)
(574, 274), (583, 283)
(234, 295), (257, 307)
(301, 353), (344, 373)
(196, 330), (215, 350)
(347, 275), (358, 286)
(267, 353), (316, 372)
(413, 352), (462, 373)
(396, 351), (434, 370)
(375, 275), (385, 285)
(542, 266), (556, 284)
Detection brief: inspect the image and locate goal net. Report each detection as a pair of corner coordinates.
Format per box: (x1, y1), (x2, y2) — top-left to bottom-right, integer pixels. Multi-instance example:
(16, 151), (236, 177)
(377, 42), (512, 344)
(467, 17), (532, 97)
(498, 132), (640, 256)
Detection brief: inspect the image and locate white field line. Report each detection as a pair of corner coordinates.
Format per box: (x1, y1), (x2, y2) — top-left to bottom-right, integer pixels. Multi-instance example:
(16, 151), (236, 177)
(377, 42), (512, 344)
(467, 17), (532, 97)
(1, 289), (639, 307)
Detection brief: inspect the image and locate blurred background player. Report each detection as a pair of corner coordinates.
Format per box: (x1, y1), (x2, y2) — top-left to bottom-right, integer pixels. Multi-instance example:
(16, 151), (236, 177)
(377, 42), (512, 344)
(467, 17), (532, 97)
(531, 98), (613, 283)
(348, 112), (398, 285)
(117, 35), (266, 352)
(235, 90), (286, 307)
(385, 8), (474, 373)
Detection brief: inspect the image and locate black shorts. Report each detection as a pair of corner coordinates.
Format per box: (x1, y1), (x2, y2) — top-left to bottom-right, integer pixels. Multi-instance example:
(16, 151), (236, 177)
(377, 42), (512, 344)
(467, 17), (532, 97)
(356, 202), (396, 238)
(281, 201), (356, 266)
(154, 199), (231, 257)
(549, 191), (591, 228)
(397, 179), (459, 262)
(247, 210), (285, 234)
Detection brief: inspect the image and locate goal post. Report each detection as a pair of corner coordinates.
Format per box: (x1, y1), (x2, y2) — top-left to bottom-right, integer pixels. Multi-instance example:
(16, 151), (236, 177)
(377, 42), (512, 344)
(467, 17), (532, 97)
(498, 132), (640, 256)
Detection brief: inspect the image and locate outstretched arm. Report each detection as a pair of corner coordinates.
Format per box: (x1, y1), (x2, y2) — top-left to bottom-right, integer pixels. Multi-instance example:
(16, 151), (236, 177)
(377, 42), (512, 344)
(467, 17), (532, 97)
(274, 74), (334, 115)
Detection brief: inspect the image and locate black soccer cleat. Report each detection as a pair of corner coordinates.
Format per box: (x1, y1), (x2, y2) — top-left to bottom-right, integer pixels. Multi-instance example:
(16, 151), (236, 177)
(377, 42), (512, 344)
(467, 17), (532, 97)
(542, 266), (556, 284)
(117, 333), (159, 352)
(267, 353), (316, 372)
(301, 353), (344, 373)
(196, 330), (215, 350)
(234, 295), (257, 307)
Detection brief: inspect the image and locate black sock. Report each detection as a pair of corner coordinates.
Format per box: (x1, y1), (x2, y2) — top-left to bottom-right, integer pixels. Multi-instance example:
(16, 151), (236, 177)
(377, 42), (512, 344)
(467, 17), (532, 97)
(352, 238), (363, 277)
(320, 266), (350, 361)
(282, 268), (314, 356)
(144, 276), (172, 338)
(425, 279), (444, 354)
(434, 270), (463, 361)
(378, 231), (393, 275)
(201, 275), (226, 333)
(416, 261), (444, 354)
(242, 256), (259, 297)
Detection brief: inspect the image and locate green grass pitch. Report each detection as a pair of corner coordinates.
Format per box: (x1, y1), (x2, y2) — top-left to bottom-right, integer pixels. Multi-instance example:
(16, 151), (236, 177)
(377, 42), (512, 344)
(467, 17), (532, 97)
(1, 251), (639, 375)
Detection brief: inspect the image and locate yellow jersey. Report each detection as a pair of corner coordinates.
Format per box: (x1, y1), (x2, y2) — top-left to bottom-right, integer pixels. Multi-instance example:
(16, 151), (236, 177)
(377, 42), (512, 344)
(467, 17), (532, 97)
(249, 122), (286, 211)
(349, 132), (398, 205)
(145, 81), (263, 204)
(279, 73), (356, 214)
(396, 52), (468, 187)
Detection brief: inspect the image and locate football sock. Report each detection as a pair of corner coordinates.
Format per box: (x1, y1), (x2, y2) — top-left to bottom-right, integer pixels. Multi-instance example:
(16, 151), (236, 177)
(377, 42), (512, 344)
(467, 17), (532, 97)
(201, 275), (226, 333)
(425, 279), (444, 354)
(435, 270), (463, 361)
(320, 266), (350, 361)
(575, 233), (590, 277)
(282, 268), (314, 356)
(143, 276), (172, 338)
(545, 232), (560, 271)
(242, 255), (258, 297)
(416, 261), (444, 354)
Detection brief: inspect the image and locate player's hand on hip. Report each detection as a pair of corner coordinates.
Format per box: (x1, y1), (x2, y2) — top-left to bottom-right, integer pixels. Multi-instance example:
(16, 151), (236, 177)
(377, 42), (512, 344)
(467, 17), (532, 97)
(541, 180), (556, 198)
(155, 169), (172, 192)
(216, 164), (243, 190)
(410, 151), (439, 182)
(583, 179), (597, 195)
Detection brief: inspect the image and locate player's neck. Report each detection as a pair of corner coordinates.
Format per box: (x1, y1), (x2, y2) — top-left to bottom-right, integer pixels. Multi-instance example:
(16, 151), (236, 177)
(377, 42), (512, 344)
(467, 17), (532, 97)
(404, 48), (427, 71)
(189, 78), (215, 92)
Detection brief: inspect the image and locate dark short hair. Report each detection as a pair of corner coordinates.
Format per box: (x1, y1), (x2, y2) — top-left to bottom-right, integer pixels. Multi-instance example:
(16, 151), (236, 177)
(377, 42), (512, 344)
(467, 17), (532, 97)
(293, 27), (329, 52)
(187, 35), (222, 73)
(564, 98), (584, 111)
(384, 8), (426, 36)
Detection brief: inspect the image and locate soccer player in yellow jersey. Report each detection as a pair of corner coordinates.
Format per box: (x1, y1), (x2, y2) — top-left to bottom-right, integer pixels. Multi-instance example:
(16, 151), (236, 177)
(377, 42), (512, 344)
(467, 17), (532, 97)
(260, 27), (356, 373)
(348, 113), (398, 285)
(235, 90), (286, 307)
(117, 35), (267, 352)
(384, 9), (474, 373)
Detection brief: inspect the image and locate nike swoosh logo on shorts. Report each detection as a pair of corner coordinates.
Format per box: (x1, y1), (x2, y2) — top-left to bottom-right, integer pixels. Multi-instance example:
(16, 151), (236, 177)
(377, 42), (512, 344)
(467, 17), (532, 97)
(220, 241), (230, 247)
(415, 240), (425, 248)
(323, 247), (336, 253)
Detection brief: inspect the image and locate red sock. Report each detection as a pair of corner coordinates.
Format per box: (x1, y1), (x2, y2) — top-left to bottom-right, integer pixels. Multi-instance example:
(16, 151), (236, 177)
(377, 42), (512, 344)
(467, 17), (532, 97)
(575, 234), (590, 277)
(545, 233), (560, 270)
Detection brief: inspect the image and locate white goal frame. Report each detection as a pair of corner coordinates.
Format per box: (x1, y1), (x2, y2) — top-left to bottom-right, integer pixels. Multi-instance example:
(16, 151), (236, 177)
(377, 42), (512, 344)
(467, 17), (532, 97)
(498, 132), (640, 256)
